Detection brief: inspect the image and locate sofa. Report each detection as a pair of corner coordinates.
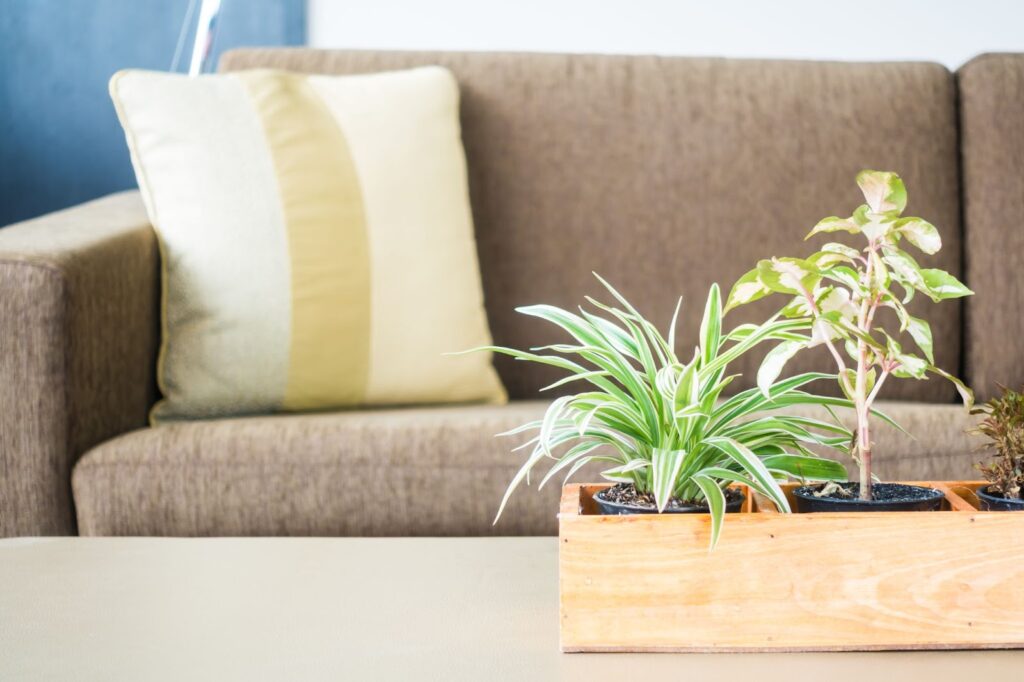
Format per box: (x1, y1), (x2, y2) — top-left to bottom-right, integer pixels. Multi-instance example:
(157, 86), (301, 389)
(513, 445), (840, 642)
(1, 50), (1021, 538)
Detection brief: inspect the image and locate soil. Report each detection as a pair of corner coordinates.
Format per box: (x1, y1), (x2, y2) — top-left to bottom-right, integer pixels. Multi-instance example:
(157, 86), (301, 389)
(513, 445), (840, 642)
(803, 482), (939, 502)
(597, 482), (742, 511)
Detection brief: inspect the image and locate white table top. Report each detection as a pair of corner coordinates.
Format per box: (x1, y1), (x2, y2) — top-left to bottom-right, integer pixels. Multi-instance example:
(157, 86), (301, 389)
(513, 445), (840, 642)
(1, 536), (1021, 680)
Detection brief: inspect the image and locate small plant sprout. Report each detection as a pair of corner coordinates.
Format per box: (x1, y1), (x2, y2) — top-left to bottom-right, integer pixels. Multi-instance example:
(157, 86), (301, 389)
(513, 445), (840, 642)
(726, 170), (974, 501)
(460, 275), (856, 548)
(972, 385), (1024, 500)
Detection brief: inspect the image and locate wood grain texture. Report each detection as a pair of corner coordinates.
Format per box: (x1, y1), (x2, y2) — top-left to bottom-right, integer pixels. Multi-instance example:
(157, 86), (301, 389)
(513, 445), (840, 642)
(559, 482), (1024, 652)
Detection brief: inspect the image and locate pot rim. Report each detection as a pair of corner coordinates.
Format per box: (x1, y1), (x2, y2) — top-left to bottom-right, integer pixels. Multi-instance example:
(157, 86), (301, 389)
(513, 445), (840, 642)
(792, 482), (944, 506)
(593, 485), (745, 514)
(977, 485), (1024, 505)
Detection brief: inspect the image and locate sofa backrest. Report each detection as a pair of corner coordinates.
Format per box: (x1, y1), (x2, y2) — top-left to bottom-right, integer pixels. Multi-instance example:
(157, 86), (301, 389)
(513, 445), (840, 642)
(958, 54), (1024, 401)
(222, 49), (964, 403)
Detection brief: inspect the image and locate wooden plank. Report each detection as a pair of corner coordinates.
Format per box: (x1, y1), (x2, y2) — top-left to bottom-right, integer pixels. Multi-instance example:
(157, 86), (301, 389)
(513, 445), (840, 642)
(559, 481), (1024, 652)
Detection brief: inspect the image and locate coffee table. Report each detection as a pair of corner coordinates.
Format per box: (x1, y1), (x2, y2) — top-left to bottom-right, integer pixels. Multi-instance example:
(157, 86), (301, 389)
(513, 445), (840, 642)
(1, 537), (1020, 680)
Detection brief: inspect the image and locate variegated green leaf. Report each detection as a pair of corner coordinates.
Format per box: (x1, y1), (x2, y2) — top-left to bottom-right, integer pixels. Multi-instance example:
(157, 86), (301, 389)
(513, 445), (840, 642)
(906, 315), (934, 364)
(691, 474), (726, 549)
(757, 258), (821, 295)
(822, 242), (862, 260)
(761, 454), (847, 481)
(699, 284), (722, 365)
(892, 352), (927, 379)
(919, 268), (973, 302)
(651, 448), (687, 512)
(856, 170), (907, 214)
(601, 459), (652, 483)
(894, 217), (941, 254)
(881, 247), (926, 291)
(705, 436), (790, 512)
(928, 364), (975, 408)
(806, 216), (860, 239)
(724, 268), (769, 313)
(757, 341), (804, 398)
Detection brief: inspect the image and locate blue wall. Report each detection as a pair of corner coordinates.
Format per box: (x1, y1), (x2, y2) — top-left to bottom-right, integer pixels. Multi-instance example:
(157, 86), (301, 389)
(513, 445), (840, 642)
(0, 0), (305, 227)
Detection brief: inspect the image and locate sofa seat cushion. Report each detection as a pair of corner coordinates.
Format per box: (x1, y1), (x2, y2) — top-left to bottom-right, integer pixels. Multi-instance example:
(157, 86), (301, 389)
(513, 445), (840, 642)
(72, 401), (979, 537)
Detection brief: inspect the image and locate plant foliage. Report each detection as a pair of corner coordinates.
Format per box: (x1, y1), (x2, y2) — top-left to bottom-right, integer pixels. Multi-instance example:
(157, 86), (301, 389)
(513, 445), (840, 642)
(972, 385), (1024, 500)
(463, 275), (859, 547)
(725, 170), (973, 500)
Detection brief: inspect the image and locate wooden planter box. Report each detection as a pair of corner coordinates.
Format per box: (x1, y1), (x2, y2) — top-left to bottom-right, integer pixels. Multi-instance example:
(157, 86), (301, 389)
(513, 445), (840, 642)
(558, 481), (1024, 652)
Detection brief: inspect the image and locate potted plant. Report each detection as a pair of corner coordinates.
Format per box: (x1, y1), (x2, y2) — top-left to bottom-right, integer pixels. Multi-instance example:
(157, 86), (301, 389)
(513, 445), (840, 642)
(467, 276), (854, 547)
(971, 385), (1024, 511)
(725, 170), (974, 511)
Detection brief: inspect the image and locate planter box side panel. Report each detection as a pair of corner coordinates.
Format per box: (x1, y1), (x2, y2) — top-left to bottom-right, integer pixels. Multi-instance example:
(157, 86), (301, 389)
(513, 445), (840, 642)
(558, 484), (1024, 652)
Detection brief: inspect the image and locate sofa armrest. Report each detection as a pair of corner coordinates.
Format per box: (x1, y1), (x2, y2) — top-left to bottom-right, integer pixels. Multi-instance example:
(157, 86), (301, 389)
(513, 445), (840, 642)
(0, 191), (159, 536)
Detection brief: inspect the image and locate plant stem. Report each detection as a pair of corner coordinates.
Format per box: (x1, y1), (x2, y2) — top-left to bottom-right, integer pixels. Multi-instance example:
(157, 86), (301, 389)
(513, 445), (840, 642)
(855, 243), (881, 501)
(858, 402), (872, 499)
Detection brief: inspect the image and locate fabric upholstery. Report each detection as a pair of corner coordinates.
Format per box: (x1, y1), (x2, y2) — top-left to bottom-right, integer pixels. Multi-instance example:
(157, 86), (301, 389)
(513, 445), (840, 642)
(72, 400), (980, 537)
(0, 192), (159, 536)
(221, 50), (964, 403)
(958, 54), (1024, 400)
(111, 67), (504, 421)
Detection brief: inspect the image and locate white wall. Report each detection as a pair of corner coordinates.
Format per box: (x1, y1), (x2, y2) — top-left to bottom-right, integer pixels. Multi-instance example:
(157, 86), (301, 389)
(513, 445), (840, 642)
(309, 0), (1024, 69)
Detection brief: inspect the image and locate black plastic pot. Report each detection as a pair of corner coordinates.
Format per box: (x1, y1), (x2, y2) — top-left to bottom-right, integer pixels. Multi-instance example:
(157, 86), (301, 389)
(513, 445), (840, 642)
(793, 482), (944, 513)
(977, 486), (1024, 511)
(593, 487), (745, 515)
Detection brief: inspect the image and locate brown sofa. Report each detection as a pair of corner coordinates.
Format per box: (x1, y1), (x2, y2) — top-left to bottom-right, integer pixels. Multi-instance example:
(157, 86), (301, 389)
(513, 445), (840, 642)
(1, 50), (1021, 538)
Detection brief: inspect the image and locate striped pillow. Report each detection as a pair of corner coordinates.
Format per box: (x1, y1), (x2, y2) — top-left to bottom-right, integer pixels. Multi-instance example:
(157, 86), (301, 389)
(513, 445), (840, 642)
(111, 67), (506, 421)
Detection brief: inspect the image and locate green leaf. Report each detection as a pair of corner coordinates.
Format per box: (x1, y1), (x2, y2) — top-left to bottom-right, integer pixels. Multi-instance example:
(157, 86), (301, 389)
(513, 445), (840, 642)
(839, 368), (857, 400)
(892, 353), (928, 379)
(651, 448), (687, 512)
(667, 296), (683, 355)
(538, 441), (609, 489)
(822, 242), (862, 260)
(851, 204), (871, 226)
(724, 268), (770, 313)
(705, 436), (790, 512)
(894, 217), (941, 254)
(881, 247), (926, 291)
(761, 454), (847, 481)
(493, 443), (551, 523)
(601, 459), (651, 483)
(861, 212), (899, 242)
(757, 258), (820, 295)
(906, 316), (934, 363)
(808, 250), (851, 269)
(699, 284), (722, 366)
(818, 286), (857, 320)
(806, 216), (860, 239)
(927, 365), (975, 408)
(821, 265), (863, 293)
(691, 474), (726, 550)
(780, 295), (811, 318)
(757, 341), (804, 398)
(919, 269), (973, 301)
(869, 250), (890, 290)
(856, 170), (907, 214)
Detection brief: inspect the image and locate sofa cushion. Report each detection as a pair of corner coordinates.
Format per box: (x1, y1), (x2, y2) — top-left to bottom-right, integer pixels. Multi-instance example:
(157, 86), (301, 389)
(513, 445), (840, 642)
(72, 401), (980, 537)
(111, 67), (504, 421)
(220, 50), (964, 403)
(958, 54), (1024, 401)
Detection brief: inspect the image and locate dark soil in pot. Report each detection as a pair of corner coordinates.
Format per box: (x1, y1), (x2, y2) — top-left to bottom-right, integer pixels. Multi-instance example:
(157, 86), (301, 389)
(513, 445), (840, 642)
(593, 483), (745, 515)
(793, 482), (944, 513)
(977, 486), (1024, 511)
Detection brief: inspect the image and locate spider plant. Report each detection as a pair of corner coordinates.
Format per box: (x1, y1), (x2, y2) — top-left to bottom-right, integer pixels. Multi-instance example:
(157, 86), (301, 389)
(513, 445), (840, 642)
(464, 275), (868, 547)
